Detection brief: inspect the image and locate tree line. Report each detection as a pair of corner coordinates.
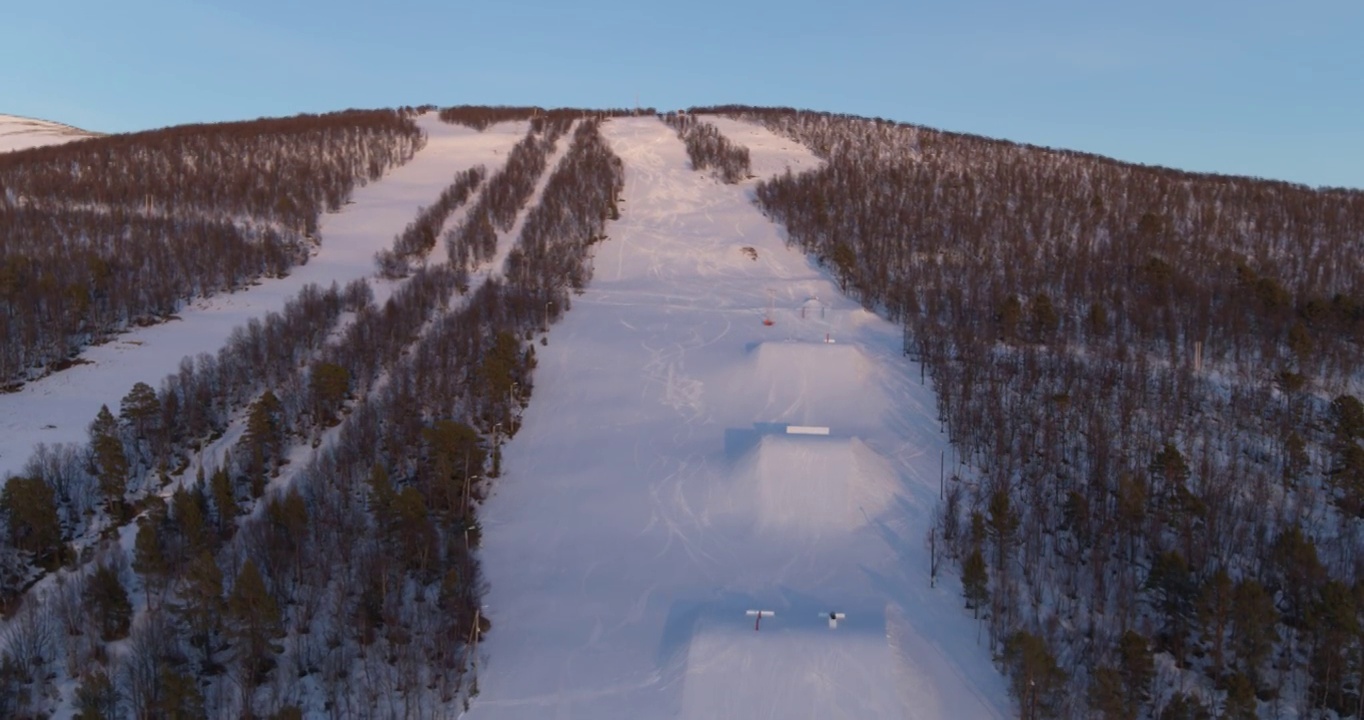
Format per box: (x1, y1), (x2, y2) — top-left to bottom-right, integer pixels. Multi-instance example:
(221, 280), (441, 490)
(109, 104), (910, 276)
(0, 109), (425, 388)
(701, 105), (1364, 718)
(438, 106), (544, 131)
(439, 105), (655, 132)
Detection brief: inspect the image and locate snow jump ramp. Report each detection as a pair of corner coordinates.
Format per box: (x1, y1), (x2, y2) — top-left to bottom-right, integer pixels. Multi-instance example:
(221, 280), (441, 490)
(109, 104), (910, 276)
(656, 598), (917, 719)
(713, 433), (900, 536)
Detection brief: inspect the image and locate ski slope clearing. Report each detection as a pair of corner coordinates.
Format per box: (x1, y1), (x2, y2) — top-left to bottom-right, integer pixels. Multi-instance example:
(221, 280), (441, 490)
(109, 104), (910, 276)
(0, 113), (97, 152)
(470, 117), (1011, 718)
(0, 115), (527, 479)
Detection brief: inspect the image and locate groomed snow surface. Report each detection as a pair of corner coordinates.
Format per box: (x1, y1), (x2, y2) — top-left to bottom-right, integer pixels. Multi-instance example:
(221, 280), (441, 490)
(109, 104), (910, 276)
(470, 118), (1012, 719)
(0, 113), (97, 153)
(0, 115), (528, 479)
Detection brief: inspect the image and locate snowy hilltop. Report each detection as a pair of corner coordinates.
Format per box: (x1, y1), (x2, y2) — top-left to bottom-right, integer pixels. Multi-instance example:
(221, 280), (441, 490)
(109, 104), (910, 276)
(0, 113), (96, 153)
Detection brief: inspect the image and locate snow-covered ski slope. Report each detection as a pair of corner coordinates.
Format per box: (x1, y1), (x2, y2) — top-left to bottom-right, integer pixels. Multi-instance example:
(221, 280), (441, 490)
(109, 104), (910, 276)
(0, 115), (527, 479)
(471, 117), (1012, 719)
(0, 113), (97, 152)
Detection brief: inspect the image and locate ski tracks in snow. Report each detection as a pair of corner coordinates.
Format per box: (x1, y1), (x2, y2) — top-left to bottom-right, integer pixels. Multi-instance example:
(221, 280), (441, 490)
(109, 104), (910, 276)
(469, 117), (1012, 719)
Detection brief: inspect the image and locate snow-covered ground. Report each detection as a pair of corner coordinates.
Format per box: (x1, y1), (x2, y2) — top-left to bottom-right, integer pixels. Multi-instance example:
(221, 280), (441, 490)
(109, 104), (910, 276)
(469, 117), (1011, 718)
(0, 113), (97, 152)
(0, 115), (528, 480)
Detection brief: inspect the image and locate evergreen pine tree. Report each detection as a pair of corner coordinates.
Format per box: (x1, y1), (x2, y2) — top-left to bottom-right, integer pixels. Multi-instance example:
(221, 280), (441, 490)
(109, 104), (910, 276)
(242, 390), (284, 496)
(986, 485), (1019, 573)
(84, 564), (132, 641)
(1087, 667), (1125, 720)
(208, 466), (237, 541)
(134, 519), (168, 608)
(309, 361), (350, 425)
(1221, 672), (1257, 719)
(1029, 293), (1059, 341)
(177, 549), (224, 673)
(367, 462), (396, 519)
(153, 664), (205, 719)
(72, 668), (120, 719)
(831, 242), (856, 292)
(119, 381), (161, 440)
(89, 405), (129, 518)
(961, 547), (988, 618)
(1116, 630), (1154, 715)
(1003, 630), (1066, 720)
(1230, 578), (1278, 689)
(1196, 567), (1233, 675)
(1, 475), (62, 568)
(228, 558), (284, 684)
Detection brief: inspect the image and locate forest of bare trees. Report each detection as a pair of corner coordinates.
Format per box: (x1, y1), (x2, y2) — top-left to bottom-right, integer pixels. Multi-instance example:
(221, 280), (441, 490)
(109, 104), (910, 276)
(438, 105), (654, 133)
(700, 104), (1364, 718)
(438, 106), (544, 131)
(662, 111), (751, 183)
(0, 109), (623, 718)
(442, 117), (571, 281)
(375, 166), (485, 278)
(0, 109), (425, 388)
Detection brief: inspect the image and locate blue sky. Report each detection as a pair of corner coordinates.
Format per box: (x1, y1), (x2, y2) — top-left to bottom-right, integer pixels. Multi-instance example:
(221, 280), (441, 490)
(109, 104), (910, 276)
(4, 0), (1362, 188)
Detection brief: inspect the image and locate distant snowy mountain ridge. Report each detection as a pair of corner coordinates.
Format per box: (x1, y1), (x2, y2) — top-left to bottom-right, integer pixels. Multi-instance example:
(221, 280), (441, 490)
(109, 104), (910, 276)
(0, 113), (97, 152)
